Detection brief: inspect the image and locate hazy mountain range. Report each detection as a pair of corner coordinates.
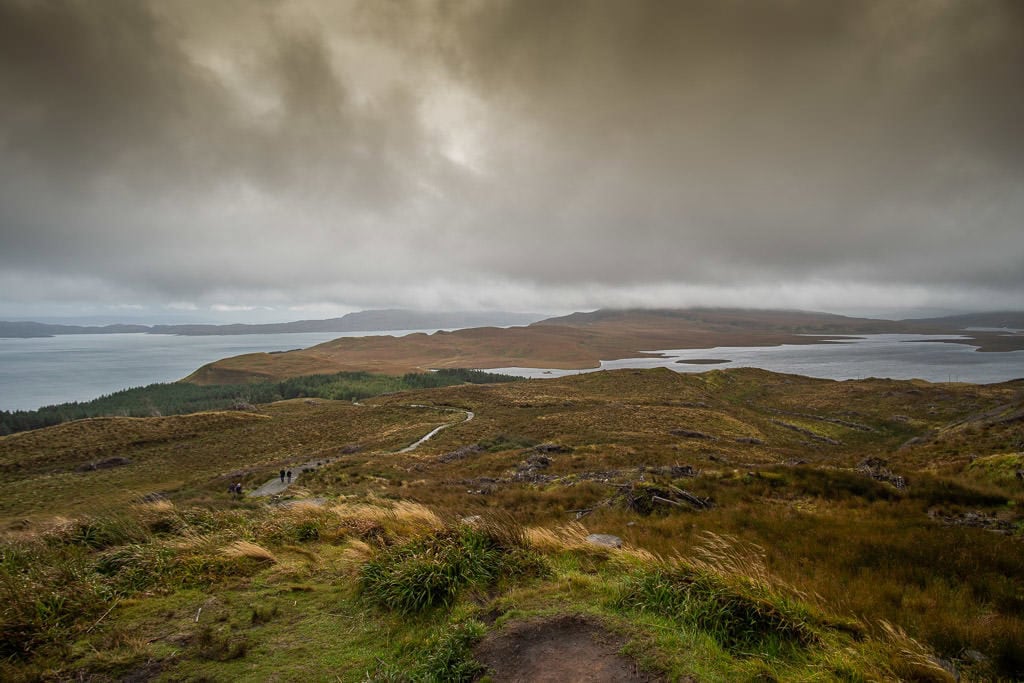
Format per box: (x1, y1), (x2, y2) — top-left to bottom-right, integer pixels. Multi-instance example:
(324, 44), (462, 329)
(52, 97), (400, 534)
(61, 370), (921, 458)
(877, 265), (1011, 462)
(0, 310), (544, 338)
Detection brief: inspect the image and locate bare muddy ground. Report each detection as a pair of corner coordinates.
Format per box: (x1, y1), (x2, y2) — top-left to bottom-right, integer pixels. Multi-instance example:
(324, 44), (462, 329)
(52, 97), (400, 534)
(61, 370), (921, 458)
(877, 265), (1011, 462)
(473, 614), (665, 683)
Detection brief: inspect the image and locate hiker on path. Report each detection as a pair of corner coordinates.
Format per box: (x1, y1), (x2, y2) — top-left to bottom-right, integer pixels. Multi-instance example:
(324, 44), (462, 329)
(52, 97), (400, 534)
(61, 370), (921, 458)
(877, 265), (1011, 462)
(279, 469), (286, 483)
(286, 470), (292, 483)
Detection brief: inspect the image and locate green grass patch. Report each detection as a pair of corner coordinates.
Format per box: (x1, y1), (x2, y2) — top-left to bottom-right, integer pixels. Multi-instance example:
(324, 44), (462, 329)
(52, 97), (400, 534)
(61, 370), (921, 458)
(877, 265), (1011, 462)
(360, 524), (549, 614)
(615, 564), (818, 656)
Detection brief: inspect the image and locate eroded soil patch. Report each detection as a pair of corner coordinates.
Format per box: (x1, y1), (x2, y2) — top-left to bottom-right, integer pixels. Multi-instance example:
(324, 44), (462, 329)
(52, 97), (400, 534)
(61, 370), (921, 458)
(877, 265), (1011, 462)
(474, 614), (663, 683)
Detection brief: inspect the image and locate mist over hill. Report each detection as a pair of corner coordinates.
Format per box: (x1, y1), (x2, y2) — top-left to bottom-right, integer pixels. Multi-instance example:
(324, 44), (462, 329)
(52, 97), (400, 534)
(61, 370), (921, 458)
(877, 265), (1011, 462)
(0, 309), (543, 339)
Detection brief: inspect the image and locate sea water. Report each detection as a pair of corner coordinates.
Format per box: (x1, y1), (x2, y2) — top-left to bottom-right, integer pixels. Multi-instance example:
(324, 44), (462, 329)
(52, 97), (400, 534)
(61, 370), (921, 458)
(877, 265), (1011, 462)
(487, 334), (1024, 385)
(3, 332), (1023, 412)
(0, 330), (439, 411)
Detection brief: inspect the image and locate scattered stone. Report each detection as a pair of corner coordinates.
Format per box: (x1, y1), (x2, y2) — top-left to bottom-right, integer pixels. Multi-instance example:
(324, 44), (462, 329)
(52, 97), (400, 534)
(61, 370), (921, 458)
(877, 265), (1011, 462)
(929, 655), (960, 682)
(464, 477), (500, 495)
(438, 444), (483, 463)
(857, 457), (907, 489)
(962, 649), (988, 664)
(526, 454), (551, 468)
(670, 429), (714, 440)
(665, 464), (696, 477)
(511, 454), (554, 482)
(534, 443), (573, 453)
(618, 482), (712, 514)
(586, 533), (623, 549)
(340, 444), (363, 454)
(927, 509), (1018, 535)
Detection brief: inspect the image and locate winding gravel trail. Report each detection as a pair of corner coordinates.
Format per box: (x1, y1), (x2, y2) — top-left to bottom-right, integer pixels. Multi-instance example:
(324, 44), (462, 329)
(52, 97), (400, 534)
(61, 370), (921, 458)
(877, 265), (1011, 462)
(247, 404), (473, 497)
(398, 406), (475, 453)
(248, 458), (334, 497)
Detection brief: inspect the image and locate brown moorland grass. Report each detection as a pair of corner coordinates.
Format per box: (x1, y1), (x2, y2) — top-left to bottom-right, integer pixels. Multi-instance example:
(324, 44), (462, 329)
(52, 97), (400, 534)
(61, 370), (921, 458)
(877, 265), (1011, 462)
(184, 308), (1024, 384)
(1, 367), (1022, 678)
(0, 400), (456, 520)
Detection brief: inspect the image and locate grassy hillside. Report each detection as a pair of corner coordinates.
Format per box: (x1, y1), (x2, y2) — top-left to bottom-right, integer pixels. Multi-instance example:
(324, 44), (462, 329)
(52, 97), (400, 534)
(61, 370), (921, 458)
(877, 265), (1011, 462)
(1, 368), (1022, 680)
(0, 369), (520, 436)
(184, 308), (1024, 384)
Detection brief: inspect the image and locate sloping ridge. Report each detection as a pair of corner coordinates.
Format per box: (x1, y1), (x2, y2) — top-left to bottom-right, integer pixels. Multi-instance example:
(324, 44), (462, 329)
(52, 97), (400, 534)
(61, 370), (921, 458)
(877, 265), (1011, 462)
(183, 307), (1024, 385)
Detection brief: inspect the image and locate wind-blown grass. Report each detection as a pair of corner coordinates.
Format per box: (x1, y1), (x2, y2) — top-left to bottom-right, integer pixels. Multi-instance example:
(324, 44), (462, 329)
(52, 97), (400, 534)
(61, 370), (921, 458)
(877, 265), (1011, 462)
(615, 533), (819, 655)
(359, 522), (549, 614)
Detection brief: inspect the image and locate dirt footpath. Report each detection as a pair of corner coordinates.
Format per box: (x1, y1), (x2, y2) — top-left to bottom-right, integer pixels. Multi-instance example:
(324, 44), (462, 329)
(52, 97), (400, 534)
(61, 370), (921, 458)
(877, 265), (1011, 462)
(248, 458), (332, 497)
(474, 614), (664, 683)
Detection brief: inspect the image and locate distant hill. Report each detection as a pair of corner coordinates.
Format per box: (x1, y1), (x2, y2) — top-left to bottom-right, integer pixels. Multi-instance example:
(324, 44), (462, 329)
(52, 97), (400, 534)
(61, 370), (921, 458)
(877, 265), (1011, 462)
(0, 321), (150, 338)
(902, 311), (1024, 329)
(0, 310), (543, 338)
(184, 307), (1024, 384)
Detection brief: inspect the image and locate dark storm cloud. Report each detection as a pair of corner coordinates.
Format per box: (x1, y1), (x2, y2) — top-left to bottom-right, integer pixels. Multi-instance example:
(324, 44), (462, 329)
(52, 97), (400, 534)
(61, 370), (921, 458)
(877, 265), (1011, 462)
(0, 0), (1021, 315)
(415, 0), (1024, 285)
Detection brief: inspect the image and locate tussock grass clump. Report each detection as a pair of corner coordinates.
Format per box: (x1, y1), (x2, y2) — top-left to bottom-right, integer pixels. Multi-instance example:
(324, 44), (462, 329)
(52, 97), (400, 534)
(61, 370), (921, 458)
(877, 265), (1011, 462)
(525, 522), (593, 553)
(617, 567), (816, 654)
(334, 499), (444, 542)
(413, 619), (487, 681)
(223, 540), (277, 564)
(94, 543), (177, 591)
(615, 534), (819, 655)
(877, 620), (959, 683)
(360, 521), (548, 614)
(0, 538), (108, 660)
(49, 512), (152, 550)
(366, 619), (486, 682)
(255, 502), (337, 544)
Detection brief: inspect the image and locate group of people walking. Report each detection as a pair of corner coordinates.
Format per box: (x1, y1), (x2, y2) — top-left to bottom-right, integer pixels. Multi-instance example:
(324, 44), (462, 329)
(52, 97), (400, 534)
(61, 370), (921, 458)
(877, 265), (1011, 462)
(227, 469), (295, 498)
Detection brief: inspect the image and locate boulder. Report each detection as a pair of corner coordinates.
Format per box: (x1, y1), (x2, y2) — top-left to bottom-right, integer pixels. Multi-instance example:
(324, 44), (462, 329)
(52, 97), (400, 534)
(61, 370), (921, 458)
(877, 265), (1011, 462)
(586, 533), (622, 549)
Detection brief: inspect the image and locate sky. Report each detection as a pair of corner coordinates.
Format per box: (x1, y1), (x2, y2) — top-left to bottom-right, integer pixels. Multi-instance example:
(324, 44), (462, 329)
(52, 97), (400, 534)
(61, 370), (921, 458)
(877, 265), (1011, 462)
(1, 0), (1022, 323)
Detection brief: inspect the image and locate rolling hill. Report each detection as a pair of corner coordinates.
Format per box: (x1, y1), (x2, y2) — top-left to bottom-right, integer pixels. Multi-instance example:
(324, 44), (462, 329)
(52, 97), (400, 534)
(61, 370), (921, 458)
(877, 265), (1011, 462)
(1, 367), (1021, 680)
(185, 307), (1024, 384)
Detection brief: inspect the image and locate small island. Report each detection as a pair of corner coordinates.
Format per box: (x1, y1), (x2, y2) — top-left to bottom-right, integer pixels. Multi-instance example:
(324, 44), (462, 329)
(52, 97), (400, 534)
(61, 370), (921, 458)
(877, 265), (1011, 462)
(675, 358), (731, 365)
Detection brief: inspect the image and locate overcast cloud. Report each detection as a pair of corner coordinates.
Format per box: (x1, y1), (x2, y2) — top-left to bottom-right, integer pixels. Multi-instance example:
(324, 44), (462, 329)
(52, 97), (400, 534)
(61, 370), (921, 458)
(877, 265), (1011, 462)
(1, 0), (1022, 321)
